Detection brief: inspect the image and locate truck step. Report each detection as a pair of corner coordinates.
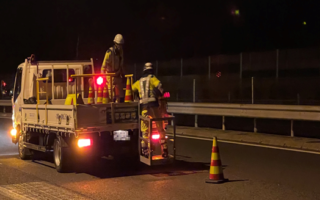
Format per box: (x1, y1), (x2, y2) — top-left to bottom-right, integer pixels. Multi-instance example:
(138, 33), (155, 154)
(23, 142), (50, 152)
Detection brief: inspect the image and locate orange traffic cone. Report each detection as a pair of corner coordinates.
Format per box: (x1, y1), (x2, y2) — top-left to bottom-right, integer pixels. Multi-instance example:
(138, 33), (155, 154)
(106, 76), (113, 102)
(124, 77), (133, 103)
(206, 137), (228, 184)
(102, 85), (109, 104)
(88, 79), (94, 105)
(97, 86), (102, 104)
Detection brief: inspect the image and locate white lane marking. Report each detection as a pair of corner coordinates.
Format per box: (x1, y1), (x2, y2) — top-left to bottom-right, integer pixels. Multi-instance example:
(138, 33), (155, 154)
(166, 134), (320, 155)
(0, 182), (91, 200)
(0, 187), (30, 200)
(0, 153), (19, 156)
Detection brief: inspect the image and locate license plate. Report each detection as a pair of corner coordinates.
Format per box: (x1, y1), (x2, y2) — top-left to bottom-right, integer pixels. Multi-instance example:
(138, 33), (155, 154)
(113, 130), (130, 141)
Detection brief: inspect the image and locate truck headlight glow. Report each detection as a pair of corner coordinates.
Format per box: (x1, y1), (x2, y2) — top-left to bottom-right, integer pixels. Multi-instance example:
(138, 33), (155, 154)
(10, 129), (17, 137)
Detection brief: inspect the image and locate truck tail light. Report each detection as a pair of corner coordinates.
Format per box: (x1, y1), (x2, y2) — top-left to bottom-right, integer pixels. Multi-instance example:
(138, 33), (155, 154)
(78, 139), (91, 148)
(152, 134), (160, 140)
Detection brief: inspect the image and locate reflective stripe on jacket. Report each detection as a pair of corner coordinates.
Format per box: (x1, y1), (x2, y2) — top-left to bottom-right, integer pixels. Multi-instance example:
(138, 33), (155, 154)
(132, 74), (162, 105)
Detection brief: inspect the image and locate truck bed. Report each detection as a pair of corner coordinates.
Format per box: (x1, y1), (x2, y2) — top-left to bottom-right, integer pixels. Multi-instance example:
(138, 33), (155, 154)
(21, 102), (139, 135)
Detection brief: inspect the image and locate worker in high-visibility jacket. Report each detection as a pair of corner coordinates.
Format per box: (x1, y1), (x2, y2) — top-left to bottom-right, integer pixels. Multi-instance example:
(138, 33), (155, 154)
(101, 34), (125, 103)
(132, 62), (168, 158)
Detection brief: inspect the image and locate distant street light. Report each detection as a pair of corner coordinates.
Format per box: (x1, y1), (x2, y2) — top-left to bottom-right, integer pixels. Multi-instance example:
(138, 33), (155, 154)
(232, 9), (240, 16)
(303, 21), (307, 25)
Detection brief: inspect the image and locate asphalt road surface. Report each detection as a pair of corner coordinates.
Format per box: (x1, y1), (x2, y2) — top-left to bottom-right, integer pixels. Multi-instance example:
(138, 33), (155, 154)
(0, 119), (320, 200)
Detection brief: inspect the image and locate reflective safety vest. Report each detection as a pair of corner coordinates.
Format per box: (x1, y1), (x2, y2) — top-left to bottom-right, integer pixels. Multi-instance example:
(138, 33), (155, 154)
(132, 74), (162, 104)
(101, 47), (123, 74)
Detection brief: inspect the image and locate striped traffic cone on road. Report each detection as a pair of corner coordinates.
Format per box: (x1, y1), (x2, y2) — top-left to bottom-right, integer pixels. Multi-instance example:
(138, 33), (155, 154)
(124, 77), (133, 103)
(206, 137), (228, 184)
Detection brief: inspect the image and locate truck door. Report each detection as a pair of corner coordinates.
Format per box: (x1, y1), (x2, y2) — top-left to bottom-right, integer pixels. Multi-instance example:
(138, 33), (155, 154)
(12, 68), (23, 127)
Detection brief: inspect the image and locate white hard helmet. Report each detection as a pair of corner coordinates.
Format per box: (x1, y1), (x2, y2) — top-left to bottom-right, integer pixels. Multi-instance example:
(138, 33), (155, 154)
(143, 62), (153, 71)
(114, 34), (124, 45)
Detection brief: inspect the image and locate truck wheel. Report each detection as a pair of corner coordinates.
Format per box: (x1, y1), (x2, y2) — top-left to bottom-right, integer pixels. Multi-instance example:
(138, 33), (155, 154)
(53, 138), (72, 173)
(18, 134), (32, 160)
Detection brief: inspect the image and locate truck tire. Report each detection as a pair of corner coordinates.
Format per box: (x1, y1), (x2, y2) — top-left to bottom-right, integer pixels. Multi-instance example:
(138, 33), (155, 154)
(18, 133), (32, 160)
(53, 138), (72, 173)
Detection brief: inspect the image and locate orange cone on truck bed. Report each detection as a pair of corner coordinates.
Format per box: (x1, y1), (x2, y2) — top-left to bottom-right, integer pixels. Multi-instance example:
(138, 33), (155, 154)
(102, 85), (109, 104)
(87, 79), (94, 105)
(124, 77), (133, 103)
(97, 86), (102, 104)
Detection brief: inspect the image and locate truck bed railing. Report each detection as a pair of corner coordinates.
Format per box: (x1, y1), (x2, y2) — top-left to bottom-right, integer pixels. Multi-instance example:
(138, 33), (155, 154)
(32, 60), (93, 65)
(36, 77), (49, 125)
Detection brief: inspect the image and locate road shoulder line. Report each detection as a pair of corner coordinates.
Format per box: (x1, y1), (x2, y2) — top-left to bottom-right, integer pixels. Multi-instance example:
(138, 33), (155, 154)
(167, 134), (320, 155)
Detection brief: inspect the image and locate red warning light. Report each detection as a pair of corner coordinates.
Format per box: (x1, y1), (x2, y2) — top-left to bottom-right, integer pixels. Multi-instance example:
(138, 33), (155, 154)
(68, 78), (72, 82)
(216, 71), (221, 78)
(164, 92), (170, 98)
(1, 81), (6, 87)
(96, 76), (104, 86)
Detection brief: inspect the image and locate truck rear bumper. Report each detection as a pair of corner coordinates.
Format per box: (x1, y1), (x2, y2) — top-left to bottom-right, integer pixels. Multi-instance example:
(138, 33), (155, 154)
(72, 129), (139, 158)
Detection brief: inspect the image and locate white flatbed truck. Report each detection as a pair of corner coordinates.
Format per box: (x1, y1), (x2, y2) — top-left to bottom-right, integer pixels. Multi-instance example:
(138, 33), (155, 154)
(10, 57), (176, 172)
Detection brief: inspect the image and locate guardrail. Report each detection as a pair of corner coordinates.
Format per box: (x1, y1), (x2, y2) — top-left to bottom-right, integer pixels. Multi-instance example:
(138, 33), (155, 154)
(0, 100), (11, 106)
(167, 102), (320, 137)
(0, 100), (11, 119)
(1, 100), (319, 134)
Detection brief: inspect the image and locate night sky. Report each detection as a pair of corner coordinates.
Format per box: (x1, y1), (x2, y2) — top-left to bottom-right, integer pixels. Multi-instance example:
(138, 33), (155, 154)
(1, 0), (320, 73)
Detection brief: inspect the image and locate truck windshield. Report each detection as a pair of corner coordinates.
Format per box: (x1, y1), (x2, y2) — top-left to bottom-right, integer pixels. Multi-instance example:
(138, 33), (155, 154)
(42, 69), (75, 83)
(13, 68), (22, 102)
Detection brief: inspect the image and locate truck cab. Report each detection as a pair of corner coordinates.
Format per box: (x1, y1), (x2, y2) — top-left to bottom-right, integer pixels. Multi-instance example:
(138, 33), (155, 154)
(12, 59), (93, 130)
